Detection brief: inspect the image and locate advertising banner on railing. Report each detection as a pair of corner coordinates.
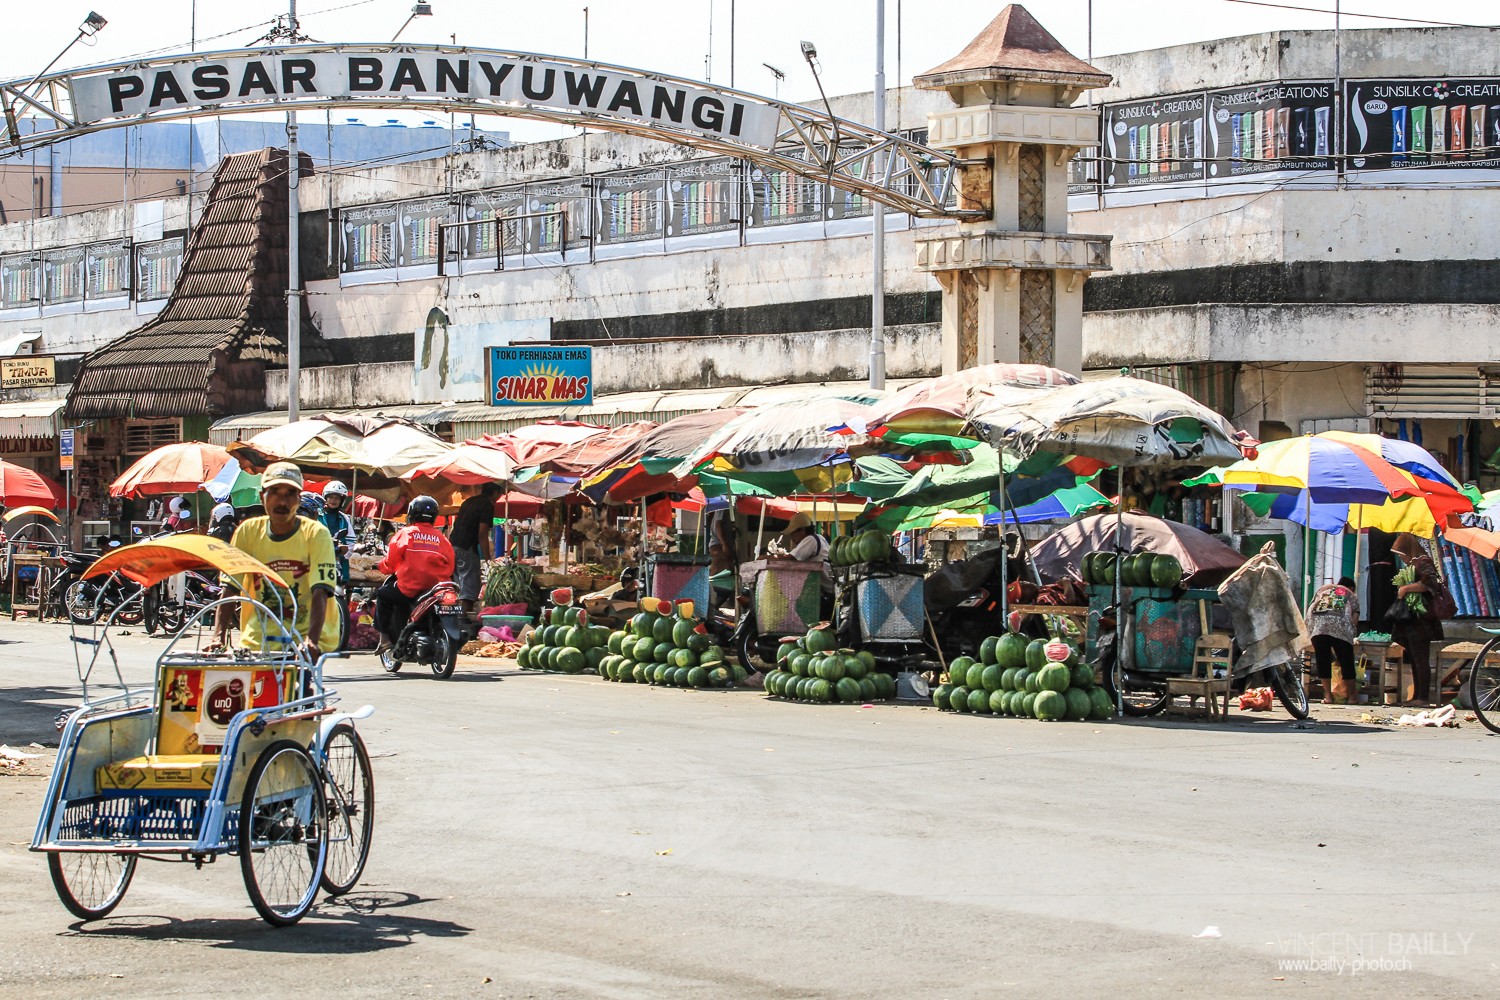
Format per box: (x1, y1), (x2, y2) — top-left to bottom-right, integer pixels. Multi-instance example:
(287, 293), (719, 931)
(1205, 81), (1335, 180)
(1345, 78), (1500, 173)
(1101, 93), (1206, 190)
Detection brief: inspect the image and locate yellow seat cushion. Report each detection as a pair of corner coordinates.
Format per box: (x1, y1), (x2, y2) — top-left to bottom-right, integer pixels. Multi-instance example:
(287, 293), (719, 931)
(98, 754), (220, 792)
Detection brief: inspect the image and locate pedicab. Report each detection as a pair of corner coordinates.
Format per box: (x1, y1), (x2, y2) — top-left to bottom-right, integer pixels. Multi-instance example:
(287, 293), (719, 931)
(31, 534), (375, 926)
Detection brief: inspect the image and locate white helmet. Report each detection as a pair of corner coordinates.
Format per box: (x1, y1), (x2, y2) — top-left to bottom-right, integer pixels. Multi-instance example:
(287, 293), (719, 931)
(169, 496), (188, 514)
(211, 502), (235, 523)
(324, 481), (350, 498)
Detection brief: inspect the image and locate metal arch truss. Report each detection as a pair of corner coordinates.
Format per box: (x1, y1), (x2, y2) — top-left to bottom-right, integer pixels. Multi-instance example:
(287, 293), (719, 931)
(0, 43), (979, 219)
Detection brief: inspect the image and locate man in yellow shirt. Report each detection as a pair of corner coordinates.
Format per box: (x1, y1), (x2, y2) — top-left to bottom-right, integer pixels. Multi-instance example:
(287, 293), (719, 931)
(212, 462), (339, 657)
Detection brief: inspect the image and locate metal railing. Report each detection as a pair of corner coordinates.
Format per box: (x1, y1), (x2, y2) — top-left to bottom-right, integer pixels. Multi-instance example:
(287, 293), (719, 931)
(435, 209), (571, 276)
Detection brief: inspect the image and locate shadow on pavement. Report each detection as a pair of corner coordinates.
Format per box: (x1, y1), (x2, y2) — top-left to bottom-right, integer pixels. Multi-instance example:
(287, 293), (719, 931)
(60, 891), (470, 953)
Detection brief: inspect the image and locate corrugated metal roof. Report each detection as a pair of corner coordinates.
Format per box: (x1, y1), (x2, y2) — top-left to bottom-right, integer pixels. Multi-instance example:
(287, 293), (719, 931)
(0, 397), (64, 439)
(67, 148), (333, 420)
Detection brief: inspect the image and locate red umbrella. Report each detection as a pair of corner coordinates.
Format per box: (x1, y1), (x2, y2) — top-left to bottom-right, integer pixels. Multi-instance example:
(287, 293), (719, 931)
(110, 442), (232, 498)
(0, 460), (66, 508)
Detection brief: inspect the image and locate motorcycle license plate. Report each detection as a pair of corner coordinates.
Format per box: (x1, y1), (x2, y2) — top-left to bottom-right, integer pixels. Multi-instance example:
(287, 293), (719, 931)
(436, 604), (465, 615)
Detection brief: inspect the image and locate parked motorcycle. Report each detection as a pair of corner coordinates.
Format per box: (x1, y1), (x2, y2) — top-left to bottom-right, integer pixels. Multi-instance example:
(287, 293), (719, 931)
(378, 580), (468, 679)
(57, 558), (146, 627)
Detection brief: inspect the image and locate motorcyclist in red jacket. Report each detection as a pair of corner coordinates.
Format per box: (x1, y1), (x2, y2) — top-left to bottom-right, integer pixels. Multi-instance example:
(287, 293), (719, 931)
(373, 496), (455, 654)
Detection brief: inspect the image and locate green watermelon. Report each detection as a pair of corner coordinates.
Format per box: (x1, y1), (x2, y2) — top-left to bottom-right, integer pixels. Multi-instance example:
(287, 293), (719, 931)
(805, 627), (836, 653)
(996, 632), (1029, 670)
(608, 631), (627, 654)
(795, 677), (813, 700)
(651, 617), (673, 643)
(821, 656), (847, 682)
(949, 655), (975, 680)
(631, 613), (653, 637)
(1070, 661), (1095, 690)
(857, 650), (876, 674)
(1021, 691), (1038, 717)
(967, 688), (990, 713)
(1002, 690), (1021, 715)
(1037, 662), (1071, 693)
(858, 677), (877, 702)
(999, 666), (1018, 691)
(1095, 553), (1118, 586)
(776, 641), (797, 663)
(620, 659), (637, 682)
(688, 632), (712, 654)
(1035, 690), (1066, 720)
(633, 636), (655, 661)
(699, 645), (725, 665)
(988, 689), (1008, 715)
(653, 641), (674, 663)
(978, 635), (1000, 665)
(586, 647), (606, 671)
(651, 663), (671, 684)
(632, 663), (649, 683)
(1064, 687), (1092, 721)
(961, 661), (981, 689)
(950, 685), (970, 712)
(810, 679), (833, 703)
(557, 648), (584, 673)
(1024, 639), (1047, 671)
(1089, 687), (1114, 719)
(1022, 670), (1039, 693)
(672, 648), (697, 669)
(709, 667), (732, 688)
(516, 646), (532, 669)
(836, 677), (861, 703)
(732, 664), (748, 683)
(686, 666), (708, 688)
(859, 530), (890, 563)
(673, 619), (697, 648)
(1081, 552), (1099, 585)
(933, 684), (954, 710)
(979, 664), (1003, 692)
(1127, 553), (1155, 587)
(840, 649), (867, 680)
(1150, 554), (1183, 589)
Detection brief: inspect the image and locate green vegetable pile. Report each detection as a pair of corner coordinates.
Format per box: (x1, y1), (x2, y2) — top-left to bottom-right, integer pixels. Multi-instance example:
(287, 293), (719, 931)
(1393, 564), (1428, 615)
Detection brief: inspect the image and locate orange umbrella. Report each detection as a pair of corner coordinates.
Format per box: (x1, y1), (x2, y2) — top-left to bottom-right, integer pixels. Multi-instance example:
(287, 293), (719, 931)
(111, 442), (233, 498)
(83, 534), (288, 588)
(403, 444), (516, 486)
(0, 459), (65, 508)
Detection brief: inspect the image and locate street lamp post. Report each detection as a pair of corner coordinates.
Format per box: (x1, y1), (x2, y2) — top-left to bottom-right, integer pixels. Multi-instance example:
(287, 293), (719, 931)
(870, 0), (887, 390)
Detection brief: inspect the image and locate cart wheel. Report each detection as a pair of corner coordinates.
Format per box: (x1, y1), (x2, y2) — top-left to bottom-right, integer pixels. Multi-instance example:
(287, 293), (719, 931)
(1466, 637), (1500, 734)
(239, 741), (328, 927)
(1268, 662), (1310, 720)
(432, 631), (458, 679)
(736, 626), (765, 674)
(319, 724), (375, 896)
(1102, 658), (1171, 717)
(64, 581), (98, 626)
(48, 851), (136, 921)
(336, 598), (352, 653)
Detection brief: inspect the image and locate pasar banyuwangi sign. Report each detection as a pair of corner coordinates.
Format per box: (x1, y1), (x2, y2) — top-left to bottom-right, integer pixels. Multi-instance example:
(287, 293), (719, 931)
(488, 346), (592, 406)
(67, 48), (780, 149)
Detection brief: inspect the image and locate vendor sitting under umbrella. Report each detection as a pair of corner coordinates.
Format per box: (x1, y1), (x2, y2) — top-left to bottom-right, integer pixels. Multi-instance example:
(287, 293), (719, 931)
(768, 512), (834, 617)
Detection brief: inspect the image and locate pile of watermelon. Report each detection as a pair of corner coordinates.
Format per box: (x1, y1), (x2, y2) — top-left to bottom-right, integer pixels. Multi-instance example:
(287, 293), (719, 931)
(596, 598), (742, 689)
(933, 631), (1113, 721)
(830, 529), (892, 568)
(1081, 551), (1183, 589)
(516, 604), (611, 674)
(762, 624), (897, 703)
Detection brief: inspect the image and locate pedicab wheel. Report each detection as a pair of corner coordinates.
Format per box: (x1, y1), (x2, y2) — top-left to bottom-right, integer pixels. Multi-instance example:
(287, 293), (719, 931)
(736, 626), (766, 674)
(1268, 662), (1310, 720)
(1465, 637), (1500, 734)
(379, 646), (402, 674)
(48, 851), (136, 920)
(64, 581), (97, 626)
(239, 741), (328, 927)
(432, 630), (458, 679)
(319, 724), (375, 896)
(335, 598), (352, 653)
(1100, 653), (1171, 717)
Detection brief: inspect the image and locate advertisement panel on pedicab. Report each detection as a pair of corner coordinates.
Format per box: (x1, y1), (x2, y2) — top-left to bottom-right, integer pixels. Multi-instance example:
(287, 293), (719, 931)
(487, 345), (592, 406)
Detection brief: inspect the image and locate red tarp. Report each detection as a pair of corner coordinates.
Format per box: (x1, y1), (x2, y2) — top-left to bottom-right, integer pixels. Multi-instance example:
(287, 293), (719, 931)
(468, 420), (609, 465)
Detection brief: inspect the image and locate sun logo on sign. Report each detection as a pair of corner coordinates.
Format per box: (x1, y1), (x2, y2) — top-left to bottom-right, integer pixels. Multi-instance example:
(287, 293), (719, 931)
(494, 361), (590, 403)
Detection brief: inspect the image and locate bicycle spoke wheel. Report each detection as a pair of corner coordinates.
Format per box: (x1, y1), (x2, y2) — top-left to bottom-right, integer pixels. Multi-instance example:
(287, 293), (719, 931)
(1269, 662), (1310, 720)
(49, 852), (136, 920)
(319, 724), (375, 896)
(64, 582), (98, 626)
(239, 741), (327, 926)
(1466, 638), (1500, 734)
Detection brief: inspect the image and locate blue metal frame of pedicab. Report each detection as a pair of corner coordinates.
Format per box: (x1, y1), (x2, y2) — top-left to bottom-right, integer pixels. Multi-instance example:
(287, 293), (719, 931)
(32, 588), (373, 917)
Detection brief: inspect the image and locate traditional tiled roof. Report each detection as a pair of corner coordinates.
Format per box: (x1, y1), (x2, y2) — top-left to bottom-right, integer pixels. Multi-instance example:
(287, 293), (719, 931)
(915, 5), (1111, 90)
(67, 147), (333, 419)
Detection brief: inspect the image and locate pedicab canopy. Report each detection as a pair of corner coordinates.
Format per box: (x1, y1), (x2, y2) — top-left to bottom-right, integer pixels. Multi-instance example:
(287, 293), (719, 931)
(3, 506), (59, 523)
(83, 534), (288, 588)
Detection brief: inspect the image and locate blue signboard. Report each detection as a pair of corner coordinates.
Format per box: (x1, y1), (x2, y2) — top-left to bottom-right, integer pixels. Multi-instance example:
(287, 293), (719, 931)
(487, 345), (592, 406)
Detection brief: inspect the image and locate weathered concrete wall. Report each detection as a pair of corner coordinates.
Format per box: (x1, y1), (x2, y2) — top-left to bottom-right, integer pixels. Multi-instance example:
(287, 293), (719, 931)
(265, 324), (941, 409)
(1085, 302), (1500, 367)
(267, 361), (414, 410)
(1089, 26), (1500, 104)
(1231, 362), (1368, 440)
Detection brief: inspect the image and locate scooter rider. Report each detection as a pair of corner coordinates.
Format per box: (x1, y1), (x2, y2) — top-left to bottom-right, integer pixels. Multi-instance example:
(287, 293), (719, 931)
(373, 496), (454, 656)
(320, 481), (356, 584)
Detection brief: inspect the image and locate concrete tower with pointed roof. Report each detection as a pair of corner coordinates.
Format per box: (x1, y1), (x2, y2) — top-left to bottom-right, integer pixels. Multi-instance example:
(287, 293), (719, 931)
(912, 5), (1114, 375)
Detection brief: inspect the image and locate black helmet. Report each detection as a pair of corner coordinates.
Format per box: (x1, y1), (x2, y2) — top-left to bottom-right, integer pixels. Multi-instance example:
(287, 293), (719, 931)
(408, 495), (439, 524)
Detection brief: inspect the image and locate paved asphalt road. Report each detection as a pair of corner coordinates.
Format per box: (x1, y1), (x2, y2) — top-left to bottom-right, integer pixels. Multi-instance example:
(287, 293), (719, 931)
(2, 620), (1497, 999)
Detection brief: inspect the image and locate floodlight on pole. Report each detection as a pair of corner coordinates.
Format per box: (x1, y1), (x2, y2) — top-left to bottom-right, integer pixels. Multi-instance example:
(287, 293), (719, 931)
(80, 12), (108, 35)
(393, 2), (433, 41)
(13, 9), (108, 117)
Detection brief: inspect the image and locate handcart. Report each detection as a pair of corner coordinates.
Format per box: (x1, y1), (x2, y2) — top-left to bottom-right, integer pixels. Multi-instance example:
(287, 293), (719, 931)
(733, 557), (827, 669)
(31, 535), (375, 927)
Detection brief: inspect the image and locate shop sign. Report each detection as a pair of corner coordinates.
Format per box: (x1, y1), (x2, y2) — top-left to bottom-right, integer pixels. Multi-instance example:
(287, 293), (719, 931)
(1, 356), (55, 388)
(487, 346), (592, 406)
(1345, 78), (1500, 170)
(59, 428), (74, 471)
